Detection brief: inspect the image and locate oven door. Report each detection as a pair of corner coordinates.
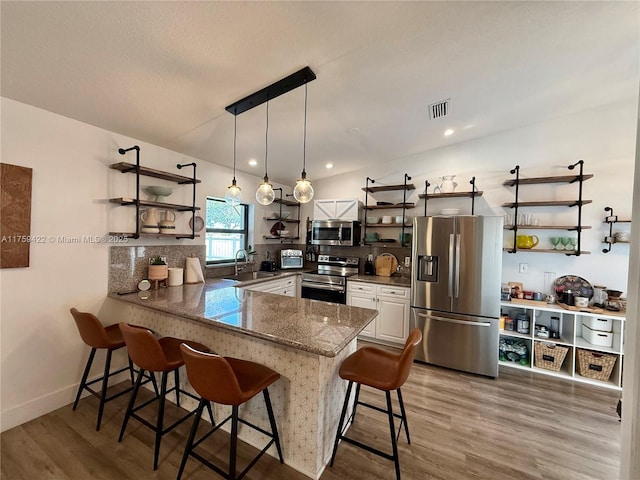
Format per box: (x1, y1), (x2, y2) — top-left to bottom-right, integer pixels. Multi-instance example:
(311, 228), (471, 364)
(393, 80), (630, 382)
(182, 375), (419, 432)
(301, 281), (346, 304)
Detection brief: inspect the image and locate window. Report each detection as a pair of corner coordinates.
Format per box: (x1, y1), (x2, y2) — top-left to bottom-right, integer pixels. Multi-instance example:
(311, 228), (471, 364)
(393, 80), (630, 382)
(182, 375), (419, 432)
(205, 198), (249, 264)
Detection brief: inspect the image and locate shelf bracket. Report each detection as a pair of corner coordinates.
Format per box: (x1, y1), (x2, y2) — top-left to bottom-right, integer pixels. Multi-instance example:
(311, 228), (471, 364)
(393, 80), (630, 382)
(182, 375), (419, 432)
(423, 179), (430, 216)
(470, 176), (477, 214)
(364, 177), (375, 245)
(177, 162), (197, 239)
(402, 173), (411, 247)
(118, 146), (141, 239)
(567, 160), (584, 256)
(602, 206), (615, 253)
(508, 165), (520, 253)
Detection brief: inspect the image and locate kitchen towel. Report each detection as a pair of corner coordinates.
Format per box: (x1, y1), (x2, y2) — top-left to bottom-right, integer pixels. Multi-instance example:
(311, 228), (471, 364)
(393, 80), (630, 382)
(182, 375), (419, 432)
(184, 257), (204, 284)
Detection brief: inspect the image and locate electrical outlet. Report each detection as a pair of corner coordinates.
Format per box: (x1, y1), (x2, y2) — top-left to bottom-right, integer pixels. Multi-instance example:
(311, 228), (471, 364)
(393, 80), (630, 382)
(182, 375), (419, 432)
(404, 257), (411, 267)
(519, 263), (528, 274)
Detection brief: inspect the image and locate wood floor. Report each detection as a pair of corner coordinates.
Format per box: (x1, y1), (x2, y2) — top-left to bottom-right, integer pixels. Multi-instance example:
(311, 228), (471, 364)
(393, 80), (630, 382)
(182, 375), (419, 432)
(2, 355), (621, 480)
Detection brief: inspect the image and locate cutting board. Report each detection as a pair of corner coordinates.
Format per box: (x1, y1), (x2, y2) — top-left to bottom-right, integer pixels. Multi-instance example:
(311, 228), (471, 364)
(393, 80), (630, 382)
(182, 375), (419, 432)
(375, 253), (398, 277)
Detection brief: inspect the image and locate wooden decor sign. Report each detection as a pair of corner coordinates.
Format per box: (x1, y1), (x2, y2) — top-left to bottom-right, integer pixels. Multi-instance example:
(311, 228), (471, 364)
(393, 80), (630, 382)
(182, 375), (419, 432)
(1, 163), (33, 268)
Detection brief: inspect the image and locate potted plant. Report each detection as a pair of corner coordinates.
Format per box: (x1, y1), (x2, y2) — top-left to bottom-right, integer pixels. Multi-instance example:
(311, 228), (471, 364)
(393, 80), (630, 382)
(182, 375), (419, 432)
(247, 245), (257, 263)
(148, 255), (168, 287)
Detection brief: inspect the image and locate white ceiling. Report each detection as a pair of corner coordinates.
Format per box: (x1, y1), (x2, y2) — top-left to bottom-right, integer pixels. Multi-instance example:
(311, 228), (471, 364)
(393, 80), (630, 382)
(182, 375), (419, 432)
(2, 1), (639, 186)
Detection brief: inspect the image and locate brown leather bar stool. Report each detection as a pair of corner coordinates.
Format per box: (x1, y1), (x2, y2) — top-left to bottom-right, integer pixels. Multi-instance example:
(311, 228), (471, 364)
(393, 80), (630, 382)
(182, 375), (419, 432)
(70, 308), (153, 431)
(177, 343), (284, 480)
(118, 323), (214, 470)
(330, 328), (422, 480)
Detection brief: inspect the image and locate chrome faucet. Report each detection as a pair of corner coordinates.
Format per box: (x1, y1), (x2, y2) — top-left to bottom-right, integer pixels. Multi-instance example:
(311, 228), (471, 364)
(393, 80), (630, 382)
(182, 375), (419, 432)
(234, 249), (249, 275)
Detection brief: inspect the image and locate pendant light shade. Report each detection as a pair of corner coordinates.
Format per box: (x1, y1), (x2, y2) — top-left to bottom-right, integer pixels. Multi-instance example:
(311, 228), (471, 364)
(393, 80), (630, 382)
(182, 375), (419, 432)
(293, 83), (313, 203)
(256, 102), (275, 205)
(225, 114), (243, 206)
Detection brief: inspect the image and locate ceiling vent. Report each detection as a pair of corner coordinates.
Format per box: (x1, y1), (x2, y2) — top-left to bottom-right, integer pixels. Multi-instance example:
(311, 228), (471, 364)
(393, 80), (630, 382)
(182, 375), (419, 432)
(429, 99), (450, 120)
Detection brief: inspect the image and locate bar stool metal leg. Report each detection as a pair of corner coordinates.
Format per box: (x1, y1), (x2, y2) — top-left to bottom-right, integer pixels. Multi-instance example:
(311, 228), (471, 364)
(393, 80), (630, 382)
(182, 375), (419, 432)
(330, 380), (353, 466)
(174, 368), (181, 408)
(397, 388), (410, 444)
(119, 369), (145, 442)
(95, 349), (113, 431)
(263, 388), (284, 463)
(176, 399), (206, 480)
(386, 391), (401, 480)
(154, 372), (168, 470)
(73, 348), (97, 410)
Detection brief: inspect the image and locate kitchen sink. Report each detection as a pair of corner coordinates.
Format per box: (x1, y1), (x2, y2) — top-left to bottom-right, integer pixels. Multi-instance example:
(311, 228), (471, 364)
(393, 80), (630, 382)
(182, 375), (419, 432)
(224, 271), (278, 282)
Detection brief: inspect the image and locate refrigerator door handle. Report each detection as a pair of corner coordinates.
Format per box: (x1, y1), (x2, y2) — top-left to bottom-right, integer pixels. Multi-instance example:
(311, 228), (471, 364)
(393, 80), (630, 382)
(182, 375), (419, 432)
(454, 233), (461, 298)
(415, 311), (492, 327)
(448, 234), (455, 297)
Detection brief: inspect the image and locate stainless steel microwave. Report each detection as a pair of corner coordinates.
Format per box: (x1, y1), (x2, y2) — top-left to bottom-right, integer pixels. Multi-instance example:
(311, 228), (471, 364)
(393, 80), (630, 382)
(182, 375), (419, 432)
(310, 220), (361, 246)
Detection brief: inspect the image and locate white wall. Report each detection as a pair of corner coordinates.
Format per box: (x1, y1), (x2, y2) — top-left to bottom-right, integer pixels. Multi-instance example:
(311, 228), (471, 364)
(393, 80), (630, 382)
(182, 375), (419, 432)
(0, 97), (291, 431)
(314, 101), (637, 295)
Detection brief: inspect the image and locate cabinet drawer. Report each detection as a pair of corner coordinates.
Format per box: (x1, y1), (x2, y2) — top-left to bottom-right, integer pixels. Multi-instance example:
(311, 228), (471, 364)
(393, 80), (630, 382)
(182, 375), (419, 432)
(281, 277), (296, 287)
(377, 285), (409, 299)
(347, 282), (375, 294)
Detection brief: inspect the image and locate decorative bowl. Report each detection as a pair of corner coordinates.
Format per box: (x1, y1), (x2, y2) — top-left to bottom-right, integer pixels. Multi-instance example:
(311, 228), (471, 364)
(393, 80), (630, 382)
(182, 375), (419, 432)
(146, 185), (173, 201)
(367, 216), (380, 224)
(277, 230), (290, 237)
(440, 208), (460, 215)
(279, 211), (292, 219)
(381, 215), (393, 224)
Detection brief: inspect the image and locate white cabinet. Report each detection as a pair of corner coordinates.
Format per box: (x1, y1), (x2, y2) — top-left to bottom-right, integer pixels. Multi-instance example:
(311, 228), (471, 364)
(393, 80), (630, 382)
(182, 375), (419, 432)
(313, 198), (361, 221)
(347, 281), (410, 346)
(500, 299), (625, 390)
(347, 282), (377, 338)
(243, 275), (298, 297)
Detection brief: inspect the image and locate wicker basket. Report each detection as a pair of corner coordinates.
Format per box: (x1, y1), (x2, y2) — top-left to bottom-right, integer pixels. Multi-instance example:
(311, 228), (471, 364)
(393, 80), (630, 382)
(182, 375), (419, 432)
(576, 349), (617, 381)
(534, 342), (569, 372)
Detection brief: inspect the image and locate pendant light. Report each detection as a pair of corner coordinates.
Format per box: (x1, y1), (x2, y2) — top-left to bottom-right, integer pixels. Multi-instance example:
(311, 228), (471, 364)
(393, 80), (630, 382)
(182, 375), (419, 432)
(225, 114), (242, 206)
(293, 82), (314, 203)
(256, 101), (275, 205)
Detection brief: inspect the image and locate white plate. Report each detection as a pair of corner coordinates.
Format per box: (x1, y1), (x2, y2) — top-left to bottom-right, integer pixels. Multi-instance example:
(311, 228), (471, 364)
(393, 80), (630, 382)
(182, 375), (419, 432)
(189, 215), (205, 232)
(138, 279), (151, 291)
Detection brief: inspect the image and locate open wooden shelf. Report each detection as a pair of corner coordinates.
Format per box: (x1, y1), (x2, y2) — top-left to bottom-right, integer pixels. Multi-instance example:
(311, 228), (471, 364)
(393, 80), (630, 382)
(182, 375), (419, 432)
(502, 174), (593, 186)
(263, 217), (300, 223)
(364, 203), (415, 210)
(502, 248), (590, 254)
(273, 198), (300, 207)
(109, 232), (200, 239)
(262, 235), (300, 240)
(366, 223), (411, 228)
(504, 225), (591, 230)
(110, 198), (200, 211)
(502, 200), (592, 208)
(110, 162), (201, 184)
(418, 191), (483, 199)
(362, 184), (416, 193)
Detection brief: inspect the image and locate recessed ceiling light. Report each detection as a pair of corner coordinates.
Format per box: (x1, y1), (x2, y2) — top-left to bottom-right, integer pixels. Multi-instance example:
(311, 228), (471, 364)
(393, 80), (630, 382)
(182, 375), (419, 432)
(444, 129), (454, 137)
(326, 163), (334, 169)
(248, 158), (258, 166)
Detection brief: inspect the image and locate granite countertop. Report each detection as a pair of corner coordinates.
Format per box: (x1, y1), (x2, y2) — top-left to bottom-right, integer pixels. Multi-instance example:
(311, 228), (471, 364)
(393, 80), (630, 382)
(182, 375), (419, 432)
(349, 274), (412, 287)
(109, 278), (378, 357)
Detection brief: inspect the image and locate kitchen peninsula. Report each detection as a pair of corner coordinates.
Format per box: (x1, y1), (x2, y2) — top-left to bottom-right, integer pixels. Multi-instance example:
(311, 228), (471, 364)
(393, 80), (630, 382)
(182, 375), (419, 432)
(108, 279), (378, 479)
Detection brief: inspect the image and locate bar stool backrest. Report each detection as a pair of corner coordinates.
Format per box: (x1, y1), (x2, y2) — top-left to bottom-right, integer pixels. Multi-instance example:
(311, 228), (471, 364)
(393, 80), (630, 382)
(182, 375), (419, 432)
(119, 323), (169, 372)
(70, 308), (112, 349)
(180, 343), (244, 405)
(395, 328), (423, 389)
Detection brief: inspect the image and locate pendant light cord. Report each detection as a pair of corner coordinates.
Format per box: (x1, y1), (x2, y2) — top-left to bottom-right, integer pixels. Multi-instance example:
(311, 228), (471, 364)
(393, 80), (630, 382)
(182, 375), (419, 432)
(264, 101), (269, 181)
(232, 114), (237, 182)
(302, 83), (307, 176)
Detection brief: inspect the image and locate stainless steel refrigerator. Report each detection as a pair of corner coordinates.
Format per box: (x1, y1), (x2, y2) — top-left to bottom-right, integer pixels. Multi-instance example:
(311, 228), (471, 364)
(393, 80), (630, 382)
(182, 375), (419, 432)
(410, 215), (503, 377)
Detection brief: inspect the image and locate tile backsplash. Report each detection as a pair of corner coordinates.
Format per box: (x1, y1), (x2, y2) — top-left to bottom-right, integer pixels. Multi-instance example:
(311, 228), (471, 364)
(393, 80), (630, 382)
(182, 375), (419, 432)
(109, 245), (205, 293)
